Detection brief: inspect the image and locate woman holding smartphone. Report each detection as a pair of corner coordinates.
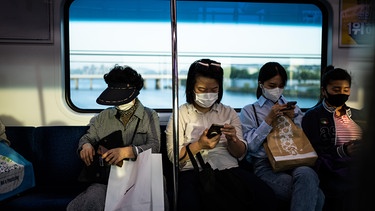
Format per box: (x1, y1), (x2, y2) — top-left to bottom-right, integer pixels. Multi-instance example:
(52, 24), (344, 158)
(165, 58), (277, 211)
(239, 61), (325, 211)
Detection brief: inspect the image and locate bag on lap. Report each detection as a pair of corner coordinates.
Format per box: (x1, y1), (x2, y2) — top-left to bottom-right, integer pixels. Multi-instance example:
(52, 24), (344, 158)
(78, 130), (123, 184)
(252, 104), (317, 172)
(186, 146), (253, 210)
(264, 115), (318, 172)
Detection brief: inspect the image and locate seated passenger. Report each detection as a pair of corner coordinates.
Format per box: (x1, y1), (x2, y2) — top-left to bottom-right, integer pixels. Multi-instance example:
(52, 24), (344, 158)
(67, 65), (162, 211)
(239, 61), (325, 211)
(165, 58), (277, 211)
(0, 118), (35, 201)
(302, 66), (366, 211)
(0, 118), (10, 146)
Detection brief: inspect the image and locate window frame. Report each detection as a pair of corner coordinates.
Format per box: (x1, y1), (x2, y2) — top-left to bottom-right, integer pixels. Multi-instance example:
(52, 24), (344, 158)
(63, 0), (332, 113)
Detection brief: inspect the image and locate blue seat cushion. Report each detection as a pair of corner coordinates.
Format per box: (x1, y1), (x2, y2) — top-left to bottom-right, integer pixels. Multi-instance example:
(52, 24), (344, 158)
(32, 126), (89, 190)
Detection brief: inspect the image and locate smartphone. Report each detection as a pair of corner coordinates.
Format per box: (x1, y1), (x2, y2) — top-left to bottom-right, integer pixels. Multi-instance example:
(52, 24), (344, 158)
(281, 101), (297, 111)
(207, 124), (224, 139)
(352, 140), (361, 146)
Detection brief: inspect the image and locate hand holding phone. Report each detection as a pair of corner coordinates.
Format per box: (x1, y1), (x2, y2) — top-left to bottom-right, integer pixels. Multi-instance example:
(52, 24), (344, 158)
(281, 101), (297, 111)
(207, 124), (224, 139)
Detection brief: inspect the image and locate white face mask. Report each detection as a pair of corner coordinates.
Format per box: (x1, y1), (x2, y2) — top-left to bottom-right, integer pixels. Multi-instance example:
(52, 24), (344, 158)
(194, 92), (218, 108)
(116, 100), (135, 111)
(261, 85), (283, 103)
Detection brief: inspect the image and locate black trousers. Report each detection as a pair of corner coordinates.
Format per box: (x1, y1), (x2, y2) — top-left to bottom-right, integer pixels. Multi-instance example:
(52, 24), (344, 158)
(177, 167), (278, 211)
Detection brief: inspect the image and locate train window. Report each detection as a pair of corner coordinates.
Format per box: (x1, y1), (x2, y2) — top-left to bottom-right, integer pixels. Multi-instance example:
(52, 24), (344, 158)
(64, 0), (329, 112)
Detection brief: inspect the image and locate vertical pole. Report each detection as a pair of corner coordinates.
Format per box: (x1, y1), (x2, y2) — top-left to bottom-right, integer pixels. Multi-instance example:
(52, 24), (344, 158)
(170, 0), (179, 210)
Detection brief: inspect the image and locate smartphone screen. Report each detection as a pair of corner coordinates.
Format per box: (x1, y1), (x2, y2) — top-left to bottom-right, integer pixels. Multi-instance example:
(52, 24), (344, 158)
(281, 101), (297, 111)
(287, 101), (297, 107)
(207, 124), (224, 138)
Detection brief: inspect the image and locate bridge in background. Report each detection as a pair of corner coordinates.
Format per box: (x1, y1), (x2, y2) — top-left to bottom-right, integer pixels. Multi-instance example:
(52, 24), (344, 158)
(70, 74), (187, 90)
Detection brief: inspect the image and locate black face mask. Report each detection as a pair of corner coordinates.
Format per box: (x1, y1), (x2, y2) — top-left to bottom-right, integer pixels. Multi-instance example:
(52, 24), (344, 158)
(325, 93), (349, 107)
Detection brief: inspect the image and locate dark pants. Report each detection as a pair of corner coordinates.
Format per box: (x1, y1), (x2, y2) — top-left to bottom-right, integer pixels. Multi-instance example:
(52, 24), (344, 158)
(177, 167), (277, 211)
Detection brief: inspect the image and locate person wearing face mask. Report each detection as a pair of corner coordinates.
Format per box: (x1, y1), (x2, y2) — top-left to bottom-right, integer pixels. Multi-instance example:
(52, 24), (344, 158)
(302, 66), (366, 211)
(239, 61), (325, 211)
(67, 64), (164, 211)
(165, 59), (277, 211)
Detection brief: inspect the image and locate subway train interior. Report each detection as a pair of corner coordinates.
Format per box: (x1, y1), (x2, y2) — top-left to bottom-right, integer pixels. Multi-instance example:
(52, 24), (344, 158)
(0, 0), (374, 210)
(0, 0), (373, 126)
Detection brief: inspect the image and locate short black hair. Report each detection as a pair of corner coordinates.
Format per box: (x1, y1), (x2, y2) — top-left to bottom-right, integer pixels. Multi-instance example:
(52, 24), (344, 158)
(256, 62), (287, 98)
(321, 65), (352, 89)
(104, 64), (144, 91)
(185, 59), (224, 104)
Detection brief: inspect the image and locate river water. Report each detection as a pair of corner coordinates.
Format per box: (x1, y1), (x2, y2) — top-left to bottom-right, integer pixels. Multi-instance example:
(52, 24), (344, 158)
(70, 79), (319, 110)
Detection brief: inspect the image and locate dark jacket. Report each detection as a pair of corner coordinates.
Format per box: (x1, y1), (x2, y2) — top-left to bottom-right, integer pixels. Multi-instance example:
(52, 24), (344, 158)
(302, 101), (366, 196)
(302, 102), (365, 158)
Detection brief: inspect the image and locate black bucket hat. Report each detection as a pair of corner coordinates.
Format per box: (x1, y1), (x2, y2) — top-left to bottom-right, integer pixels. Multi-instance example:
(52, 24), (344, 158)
(96, 65), (144, 106)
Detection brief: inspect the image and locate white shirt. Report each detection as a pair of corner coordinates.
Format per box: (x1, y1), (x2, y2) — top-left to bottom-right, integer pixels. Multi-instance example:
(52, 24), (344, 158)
(165, 103), (247, 171)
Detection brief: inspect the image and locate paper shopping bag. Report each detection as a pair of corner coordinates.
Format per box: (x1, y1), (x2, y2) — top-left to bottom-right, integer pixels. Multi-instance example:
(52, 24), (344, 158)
(104, 149), (164, 211)
(265, 115), (317, 172)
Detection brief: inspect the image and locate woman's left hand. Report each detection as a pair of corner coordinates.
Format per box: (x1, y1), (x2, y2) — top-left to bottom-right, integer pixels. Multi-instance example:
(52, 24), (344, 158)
(221, 123), (240, 143)
(102, 147), (128, 165)
(282, 107), (295, 119)
(346, 140), (361, 156)
(221, 123), (246, 157)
